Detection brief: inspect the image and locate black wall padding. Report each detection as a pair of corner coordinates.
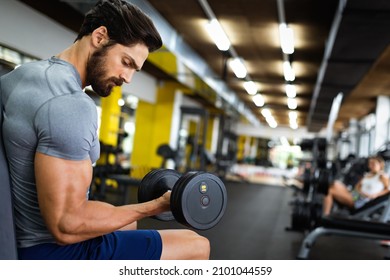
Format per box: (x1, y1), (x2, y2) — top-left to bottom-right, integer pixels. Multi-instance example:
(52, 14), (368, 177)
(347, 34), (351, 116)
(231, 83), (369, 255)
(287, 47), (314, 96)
(0, 87), (18, 260)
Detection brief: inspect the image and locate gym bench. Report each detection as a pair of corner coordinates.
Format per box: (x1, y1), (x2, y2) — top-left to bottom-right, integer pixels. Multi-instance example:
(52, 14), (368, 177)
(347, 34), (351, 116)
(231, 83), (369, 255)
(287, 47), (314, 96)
(297, 215), (390, 259)
(297, 193), (390, 259)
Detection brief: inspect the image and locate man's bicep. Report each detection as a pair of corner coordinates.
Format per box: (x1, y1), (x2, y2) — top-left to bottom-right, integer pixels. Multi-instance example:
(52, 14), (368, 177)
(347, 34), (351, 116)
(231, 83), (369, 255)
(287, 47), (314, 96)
(34, 152), (93, 229)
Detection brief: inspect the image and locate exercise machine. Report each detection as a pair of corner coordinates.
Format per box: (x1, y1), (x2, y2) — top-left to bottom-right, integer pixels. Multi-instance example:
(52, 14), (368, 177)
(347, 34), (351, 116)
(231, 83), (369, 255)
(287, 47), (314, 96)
(297, 193), (390, 259)
(297, 149), (390, 259)
(287, 137), (333, 232)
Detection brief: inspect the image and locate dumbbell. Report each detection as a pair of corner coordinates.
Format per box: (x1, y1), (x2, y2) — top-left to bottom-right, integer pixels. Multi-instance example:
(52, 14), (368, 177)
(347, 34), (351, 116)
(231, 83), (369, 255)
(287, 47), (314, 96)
(138, 169), (227, 230)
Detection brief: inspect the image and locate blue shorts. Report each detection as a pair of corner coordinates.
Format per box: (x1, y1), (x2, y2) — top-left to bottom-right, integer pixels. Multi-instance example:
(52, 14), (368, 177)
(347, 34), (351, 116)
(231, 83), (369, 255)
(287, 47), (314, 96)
(17, 230), (162, 260)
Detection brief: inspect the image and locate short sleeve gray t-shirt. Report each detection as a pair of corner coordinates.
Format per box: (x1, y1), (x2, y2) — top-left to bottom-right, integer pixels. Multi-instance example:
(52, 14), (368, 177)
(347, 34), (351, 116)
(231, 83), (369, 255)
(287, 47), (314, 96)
(0, 57), (100, 248)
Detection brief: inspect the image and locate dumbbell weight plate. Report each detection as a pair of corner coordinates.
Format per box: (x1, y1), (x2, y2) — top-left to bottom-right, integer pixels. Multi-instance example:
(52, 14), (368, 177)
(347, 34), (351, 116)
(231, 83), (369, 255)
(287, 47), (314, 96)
(138, 169), (181, 221)
(171, 172), (227, 230)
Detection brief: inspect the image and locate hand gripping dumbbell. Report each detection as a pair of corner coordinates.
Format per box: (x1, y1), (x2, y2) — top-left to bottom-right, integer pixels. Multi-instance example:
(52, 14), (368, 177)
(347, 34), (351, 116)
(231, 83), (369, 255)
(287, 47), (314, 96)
(137, 169), (227, 230)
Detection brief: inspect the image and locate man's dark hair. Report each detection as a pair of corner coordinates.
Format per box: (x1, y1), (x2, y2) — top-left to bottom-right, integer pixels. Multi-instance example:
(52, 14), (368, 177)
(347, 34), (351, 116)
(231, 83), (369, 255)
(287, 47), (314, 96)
(76, 0), (162, 52)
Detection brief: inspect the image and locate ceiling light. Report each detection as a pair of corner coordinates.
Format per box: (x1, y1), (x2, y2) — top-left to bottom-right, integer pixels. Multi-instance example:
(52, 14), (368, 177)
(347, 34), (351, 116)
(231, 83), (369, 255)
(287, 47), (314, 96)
(287, 98), (297, 109)
(285, 84), (296, 98)
(288, 110), (297, 120)
(288, 111), (298, 129)
(118, 98), (125, 107)
(290, 121), (298, 130)
(261, 108), (272, 118)
(252, 94), (264, 107)
(243, 81), (258, 95)
(289, 113), (298, 129)
(206, 19), (231, 51)
(229, 57), (247, 78)
(283, 61), (295, 81)
(261, 108), (277, 128)
(268, 118), (278, 128)
(279, 23), (294, 54)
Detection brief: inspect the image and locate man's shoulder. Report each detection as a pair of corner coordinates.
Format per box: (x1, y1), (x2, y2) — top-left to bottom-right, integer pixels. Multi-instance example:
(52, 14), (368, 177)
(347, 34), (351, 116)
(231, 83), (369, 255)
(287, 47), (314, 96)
(12, 57), (82, 96)
(1, 59), (46, 84)
(45, 57), (82, 94)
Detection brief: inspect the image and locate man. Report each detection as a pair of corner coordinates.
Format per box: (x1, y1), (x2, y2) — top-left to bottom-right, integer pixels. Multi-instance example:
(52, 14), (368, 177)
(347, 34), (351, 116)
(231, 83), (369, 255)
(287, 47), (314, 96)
(0, 0), (209, 260)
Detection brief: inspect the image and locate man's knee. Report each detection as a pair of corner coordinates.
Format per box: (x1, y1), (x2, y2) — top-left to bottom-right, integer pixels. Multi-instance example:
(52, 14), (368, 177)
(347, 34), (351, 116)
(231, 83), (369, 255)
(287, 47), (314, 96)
(193, 233), (210, 259)
(183, 229), (210, 259)
(159, 229), (210, 260)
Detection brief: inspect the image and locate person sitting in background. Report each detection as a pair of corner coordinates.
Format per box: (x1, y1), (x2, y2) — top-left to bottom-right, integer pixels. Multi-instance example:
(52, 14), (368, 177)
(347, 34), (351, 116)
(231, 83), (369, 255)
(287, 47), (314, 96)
(323, 155), (390, 215)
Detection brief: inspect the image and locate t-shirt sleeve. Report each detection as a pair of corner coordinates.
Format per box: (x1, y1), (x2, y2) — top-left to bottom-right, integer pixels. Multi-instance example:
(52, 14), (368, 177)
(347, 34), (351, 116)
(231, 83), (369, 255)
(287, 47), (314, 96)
(34, 94), (99, 162)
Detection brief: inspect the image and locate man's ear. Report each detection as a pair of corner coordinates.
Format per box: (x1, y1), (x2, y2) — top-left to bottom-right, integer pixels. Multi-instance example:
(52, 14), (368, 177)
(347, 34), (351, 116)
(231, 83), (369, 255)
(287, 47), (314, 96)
(91, 26), (109, 47)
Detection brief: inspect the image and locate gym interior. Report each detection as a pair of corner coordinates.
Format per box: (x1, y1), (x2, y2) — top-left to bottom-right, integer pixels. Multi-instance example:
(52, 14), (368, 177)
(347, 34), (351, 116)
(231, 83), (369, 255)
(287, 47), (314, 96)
(2, 0), (390, 260)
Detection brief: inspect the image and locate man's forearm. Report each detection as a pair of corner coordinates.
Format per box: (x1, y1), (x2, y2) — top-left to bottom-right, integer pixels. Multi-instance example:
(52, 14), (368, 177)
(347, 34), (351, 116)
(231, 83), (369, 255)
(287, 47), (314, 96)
(55, 198), (166, 244)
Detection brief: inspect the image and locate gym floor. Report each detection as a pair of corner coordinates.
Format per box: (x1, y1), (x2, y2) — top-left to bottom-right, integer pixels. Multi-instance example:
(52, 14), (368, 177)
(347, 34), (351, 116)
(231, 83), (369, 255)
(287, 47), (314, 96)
(118, 180), (390, 260)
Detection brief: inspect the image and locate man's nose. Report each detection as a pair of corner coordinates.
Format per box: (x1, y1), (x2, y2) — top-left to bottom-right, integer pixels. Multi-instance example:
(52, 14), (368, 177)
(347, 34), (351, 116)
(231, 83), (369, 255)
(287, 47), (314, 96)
(120, 69), (135, 84)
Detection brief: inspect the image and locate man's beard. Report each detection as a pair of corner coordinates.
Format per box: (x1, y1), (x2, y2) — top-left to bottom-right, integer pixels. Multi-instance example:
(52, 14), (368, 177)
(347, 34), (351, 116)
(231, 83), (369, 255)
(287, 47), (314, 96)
(86, 45), (123, 97)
